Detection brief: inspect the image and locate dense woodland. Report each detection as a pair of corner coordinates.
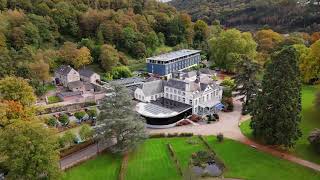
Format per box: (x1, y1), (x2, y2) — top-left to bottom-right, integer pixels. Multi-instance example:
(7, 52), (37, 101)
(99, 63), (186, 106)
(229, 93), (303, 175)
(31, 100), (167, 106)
(170, 0), (320, 32)
(0, 0), (212, 95)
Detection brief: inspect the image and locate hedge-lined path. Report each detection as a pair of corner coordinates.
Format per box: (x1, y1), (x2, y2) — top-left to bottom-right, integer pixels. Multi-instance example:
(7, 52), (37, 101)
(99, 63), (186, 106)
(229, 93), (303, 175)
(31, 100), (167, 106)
(148, 98), (320, 172)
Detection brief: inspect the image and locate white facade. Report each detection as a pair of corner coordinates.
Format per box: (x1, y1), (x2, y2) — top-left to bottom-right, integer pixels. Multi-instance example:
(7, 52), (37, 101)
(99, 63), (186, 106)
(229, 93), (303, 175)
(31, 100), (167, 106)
(163, 83), (222, 114)
(135, 89), (164, 103)
(134, 71), (223, 115)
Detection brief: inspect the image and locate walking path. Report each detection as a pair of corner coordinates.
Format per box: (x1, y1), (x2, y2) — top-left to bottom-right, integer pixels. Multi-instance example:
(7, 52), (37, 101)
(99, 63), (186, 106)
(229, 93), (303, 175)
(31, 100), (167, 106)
(60, 140), (113, 170)
(148, 98), (320, 172)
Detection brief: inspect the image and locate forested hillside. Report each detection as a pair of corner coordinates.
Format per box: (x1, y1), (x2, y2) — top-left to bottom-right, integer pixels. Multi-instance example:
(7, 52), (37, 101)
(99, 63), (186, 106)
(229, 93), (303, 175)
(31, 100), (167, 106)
(170, 0), (320, 32)
(0, 0), (210, 95)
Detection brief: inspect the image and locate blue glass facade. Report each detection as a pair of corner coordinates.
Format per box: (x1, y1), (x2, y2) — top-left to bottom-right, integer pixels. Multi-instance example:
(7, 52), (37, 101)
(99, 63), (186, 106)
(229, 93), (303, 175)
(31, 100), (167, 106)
(147, 52), (201, 76)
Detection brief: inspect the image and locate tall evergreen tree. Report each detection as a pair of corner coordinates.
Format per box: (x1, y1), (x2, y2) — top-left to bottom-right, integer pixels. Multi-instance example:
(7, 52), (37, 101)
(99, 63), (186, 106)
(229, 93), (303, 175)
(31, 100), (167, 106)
(234, 55), (261, 115)
(251, 46), (302, 147)
(96, 84), (147, 154)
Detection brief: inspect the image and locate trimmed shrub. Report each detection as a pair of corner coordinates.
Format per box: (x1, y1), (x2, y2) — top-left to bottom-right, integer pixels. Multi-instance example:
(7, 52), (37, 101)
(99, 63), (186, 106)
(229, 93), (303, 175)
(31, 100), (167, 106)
(167, 133), (179, 138)
(58, 114), (69, 125)
(217, 133), (224, 142)
(46, 116), (57, 127)
(149, 133), (166, 138)
(79, 124), (93, 141)
(74, 111), (87, 120)
(308, 129), (320, 154)
(87, 108), (97, 118)
(179, 133), (194, 137)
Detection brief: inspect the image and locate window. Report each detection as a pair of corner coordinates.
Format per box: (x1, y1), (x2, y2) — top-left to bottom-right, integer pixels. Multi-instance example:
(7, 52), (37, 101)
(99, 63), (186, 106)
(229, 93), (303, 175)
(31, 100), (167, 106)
(189, 100), (193, 105)
(174, 89), (177, 94)
(165, 93), (168, 98)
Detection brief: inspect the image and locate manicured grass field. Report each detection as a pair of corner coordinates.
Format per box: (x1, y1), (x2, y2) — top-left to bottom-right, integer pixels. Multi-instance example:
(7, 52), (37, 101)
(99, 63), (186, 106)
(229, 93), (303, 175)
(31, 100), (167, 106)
(64, 137), (320, 180)
(62, 153), (121, 180)
(205, 136), (320, 180)
(125, 138), (180, 180)
(240, 85), (320, 164)
(169, 137), (207, 170)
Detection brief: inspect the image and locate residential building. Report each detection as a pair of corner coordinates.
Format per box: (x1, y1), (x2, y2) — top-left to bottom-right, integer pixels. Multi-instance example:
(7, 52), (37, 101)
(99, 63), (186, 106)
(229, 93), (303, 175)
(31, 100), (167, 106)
(146, 49), (201, 78)
(135, 70), (223, 116)
(54, 65), (80, 87)
(79, 69), (100, 84)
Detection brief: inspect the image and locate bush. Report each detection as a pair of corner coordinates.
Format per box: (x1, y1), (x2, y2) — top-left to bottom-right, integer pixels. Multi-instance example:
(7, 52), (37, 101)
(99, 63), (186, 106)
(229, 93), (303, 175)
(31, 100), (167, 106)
(217, 133), (224, 142)
(179, 133), (194, 137)
(79, 124), (93, 141)
(221, 77), (236, 90)
(74, 111), (87, 120)
(167, 133), (179, 138)
(111, 66), (133, 80)
(149, 133), (166, 138)
(58, 114), (69, 125)
(59, 131), (76, 148)
(308, 129), (320, 154)
(87, 108), (97, 118)
(46, 116), (57, 127)
(222, 97), (234, 112)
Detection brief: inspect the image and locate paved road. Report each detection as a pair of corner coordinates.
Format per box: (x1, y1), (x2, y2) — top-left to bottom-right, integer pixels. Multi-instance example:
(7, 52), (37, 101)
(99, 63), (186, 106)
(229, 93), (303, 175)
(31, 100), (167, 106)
(148, 98), (320, 172)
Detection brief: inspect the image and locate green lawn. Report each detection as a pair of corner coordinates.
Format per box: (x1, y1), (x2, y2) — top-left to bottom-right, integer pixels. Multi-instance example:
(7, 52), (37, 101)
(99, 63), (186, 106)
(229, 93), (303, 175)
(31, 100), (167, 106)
(169, 137), (207, 170)
(62, 153), (122, 180)
(47, 96), (61, 104)
(64, 137), (320, 180)
(240, 85), (320, 164)
(125, 138), (180, 180)
(205, 136), (320, 180)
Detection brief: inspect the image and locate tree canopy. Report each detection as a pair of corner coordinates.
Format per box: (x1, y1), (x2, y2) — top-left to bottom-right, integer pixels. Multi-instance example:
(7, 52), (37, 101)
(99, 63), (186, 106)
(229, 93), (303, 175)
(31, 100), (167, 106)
(209, 29), (257, 72)
(251, 46), (302, 147)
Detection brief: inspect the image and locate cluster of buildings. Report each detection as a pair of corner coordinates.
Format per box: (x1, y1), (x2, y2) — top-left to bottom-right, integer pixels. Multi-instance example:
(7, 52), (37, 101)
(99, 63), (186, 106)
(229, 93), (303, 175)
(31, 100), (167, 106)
(54, 66), (103, 102)
(134, 49), (224, 128)
(52, 49), (223, 128)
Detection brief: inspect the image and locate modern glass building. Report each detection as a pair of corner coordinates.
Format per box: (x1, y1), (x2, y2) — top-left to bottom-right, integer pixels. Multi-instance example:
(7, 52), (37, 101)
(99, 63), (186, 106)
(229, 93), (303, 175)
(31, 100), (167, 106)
(146, 49), (201, 76)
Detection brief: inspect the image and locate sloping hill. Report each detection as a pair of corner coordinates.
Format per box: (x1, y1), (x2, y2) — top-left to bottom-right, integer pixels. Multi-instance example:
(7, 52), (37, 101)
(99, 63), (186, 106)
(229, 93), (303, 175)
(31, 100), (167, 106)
(170, 0), (320, 32)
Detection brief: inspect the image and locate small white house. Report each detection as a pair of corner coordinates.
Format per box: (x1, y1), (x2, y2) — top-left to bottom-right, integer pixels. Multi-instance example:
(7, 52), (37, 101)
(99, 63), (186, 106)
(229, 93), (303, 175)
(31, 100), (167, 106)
(135, 80), (164, 102)
(54, 65), (80, 87)
(79, 69), (100, 84)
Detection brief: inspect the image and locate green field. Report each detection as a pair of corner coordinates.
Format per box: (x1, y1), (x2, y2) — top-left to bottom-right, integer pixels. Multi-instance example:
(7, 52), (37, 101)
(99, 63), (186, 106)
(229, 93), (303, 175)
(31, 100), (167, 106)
(62, 154), (122, 180)
(240, 85), (320, 164)
(125, 138), (180, 180)
(64, 137), (320, 180)
(205, 136), (320, 180)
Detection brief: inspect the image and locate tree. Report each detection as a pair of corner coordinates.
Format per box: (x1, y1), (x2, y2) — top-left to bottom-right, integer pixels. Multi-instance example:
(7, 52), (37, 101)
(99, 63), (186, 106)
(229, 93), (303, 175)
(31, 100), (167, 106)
(308, 129), (320, 153)
(295, 40), (320, 83)
(255, 29), (283, 53)
(0, 100), (35, 128)
(99, 44), (119, 72)
(209, 29), (257, 72)
(316, 90), (320, 109)
(251, 47), (302, 147)
(96, 84), (147, 154)
(0, 121), (60, 179)
(311, 32), (320, 43)
(0, 76), (36, 106)
(193, 20), (209, 46)
(234, 56), (261, 114)
(59, 42), (93, 69)
(111, 66), (133, 79)
(79, 124), (93, 141)
(29, 54), (50, 83)
(73, 46), (93, 69)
